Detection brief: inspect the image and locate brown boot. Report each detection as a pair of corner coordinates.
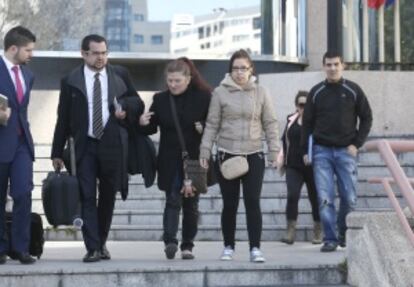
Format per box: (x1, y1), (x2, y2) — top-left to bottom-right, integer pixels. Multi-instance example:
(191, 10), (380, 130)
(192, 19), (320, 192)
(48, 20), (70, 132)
(312, 221), (323, 244)
(281, 220), (296, 245)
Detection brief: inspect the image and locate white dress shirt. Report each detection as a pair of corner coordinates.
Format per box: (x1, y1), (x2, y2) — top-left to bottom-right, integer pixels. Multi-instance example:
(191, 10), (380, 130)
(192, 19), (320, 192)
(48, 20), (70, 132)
(2, 56), (27, 94)
(84, 65), (109, 138)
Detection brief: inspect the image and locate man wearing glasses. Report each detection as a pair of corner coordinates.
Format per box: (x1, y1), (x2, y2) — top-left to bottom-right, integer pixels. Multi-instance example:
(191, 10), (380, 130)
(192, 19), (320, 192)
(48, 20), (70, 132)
(51, 34), (144, 262)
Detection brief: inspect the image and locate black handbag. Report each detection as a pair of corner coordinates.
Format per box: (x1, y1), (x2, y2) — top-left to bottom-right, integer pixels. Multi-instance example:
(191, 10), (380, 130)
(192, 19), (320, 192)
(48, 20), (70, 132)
(169, 94), (208, 194)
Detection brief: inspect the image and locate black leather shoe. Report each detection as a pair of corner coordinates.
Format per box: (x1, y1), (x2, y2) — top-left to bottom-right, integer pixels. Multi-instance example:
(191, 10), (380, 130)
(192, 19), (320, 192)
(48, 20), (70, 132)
(0, 254), (6, 264)
(320, 242), (338, 252)
(83, 250), (101, 263)
(100, 245), (111, 260)
(15, 253), (36, 264)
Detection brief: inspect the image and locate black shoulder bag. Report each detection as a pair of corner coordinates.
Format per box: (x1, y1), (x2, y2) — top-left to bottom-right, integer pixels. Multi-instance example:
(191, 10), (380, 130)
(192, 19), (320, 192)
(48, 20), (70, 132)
(169, 94), (208, 194)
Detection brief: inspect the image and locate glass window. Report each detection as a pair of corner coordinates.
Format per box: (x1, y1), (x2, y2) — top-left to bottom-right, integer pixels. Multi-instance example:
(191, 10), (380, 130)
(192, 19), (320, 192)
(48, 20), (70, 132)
(198, 27), (204, 39)
(134, 14), (145, 21)
(253, 17), (261, 29)
(134, 34), (144, 44)
(151, 35), (163, 45)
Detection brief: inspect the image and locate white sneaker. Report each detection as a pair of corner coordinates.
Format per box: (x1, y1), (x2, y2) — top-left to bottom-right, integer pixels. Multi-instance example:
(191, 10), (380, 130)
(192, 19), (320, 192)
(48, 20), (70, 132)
(250, 247), (265, 263)
(220, 246), (234, 261)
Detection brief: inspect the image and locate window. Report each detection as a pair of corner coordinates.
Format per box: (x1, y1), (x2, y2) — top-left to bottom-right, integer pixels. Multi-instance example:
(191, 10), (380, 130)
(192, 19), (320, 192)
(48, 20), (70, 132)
(151, 35), (163, 45)
(205, 42), (210, 49)
(253, 17), (261, 30)
(206, 26), (211, 37)
(254, 33), (261, 39)
(198, 27), (204, 39)
(232, 35), (249, 42)
(134, 34), (144, 44)
(134, 14), (145, 21)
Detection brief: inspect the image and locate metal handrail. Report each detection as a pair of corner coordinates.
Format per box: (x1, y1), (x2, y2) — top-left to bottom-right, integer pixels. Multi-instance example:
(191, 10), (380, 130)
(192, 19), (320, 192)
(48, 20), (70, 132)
(363, 139), (414, 247)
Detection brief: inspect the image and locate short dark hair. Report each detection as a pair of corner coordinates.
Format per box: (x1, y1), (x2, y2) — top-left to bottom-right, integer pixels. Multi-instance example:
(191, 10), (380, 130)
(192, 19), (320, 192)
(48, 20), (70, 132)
(228, 49), (255, 74)
(81, 34), (107, 51)
(4, 26), (36, 51)
(322, 51), (343, 65)
(295, 90), (308, 106)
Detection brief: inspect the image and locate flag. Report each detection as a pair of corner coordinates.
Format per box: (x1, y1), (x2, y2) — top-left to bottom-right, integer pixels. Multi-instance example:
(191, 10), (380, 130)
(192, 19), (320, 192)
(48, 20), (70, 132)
(368, 0), (385, 9)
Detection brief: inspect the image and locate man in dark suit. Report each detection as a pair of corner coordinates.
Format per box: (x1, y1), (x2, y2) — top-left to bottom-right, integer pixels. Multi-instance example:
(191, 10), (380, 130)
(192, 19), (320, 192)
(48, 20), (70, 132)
(51, 34), (143, 263)
(0, 26), (37, 264)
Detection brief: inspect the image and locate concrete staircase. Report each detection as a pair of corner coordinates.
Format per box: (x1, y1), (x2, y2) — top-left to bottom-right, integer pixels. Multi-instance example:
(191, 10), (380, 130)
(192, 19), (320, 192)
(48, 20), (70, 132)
(31, 144), (412, 242)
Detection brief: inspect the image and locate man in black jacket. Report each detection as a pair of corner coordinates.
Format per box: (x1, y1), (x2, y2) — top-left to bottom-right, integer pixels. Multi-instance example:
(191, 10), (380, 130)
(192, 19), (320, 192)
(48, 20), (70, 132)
(301, 51), (372, 252)
(51, 34), (143, 262)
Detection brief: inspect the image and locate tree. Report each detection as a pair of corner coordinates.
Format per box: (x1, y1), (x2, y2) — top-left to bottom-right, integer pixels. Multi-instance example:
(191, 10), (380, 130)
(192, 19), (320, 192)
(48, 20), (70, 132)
(0, 0), (105, 50)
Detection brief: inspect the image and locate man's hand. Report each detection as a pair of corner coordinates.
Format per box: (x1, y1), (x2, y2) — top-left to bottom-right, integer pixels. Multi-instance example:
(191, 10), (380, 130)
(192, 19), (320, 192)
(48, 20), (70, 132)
(199, 158), (209, 169)
(303, 154), (311, 166)
(52, 158), (65, 172)
(115, 110), (126, 120)
(139, 112), (154, 126)
(0, 107), (11, 125)
(347, 144), (358, 157)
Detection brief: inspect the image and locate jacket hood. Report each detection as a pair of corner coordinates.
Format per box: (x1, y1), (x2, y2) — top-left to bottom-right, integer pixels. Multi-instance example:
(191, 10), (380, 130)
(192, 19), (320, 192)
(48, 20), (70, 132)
(219, 73), (257, 92)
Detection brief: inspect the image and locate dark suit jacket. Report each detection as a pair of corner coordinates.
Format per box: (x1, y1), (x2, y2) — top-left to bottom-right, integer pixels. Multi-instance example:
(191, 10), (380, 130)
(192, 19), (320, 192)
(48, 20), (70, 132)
(0, 57), (35, 163)
(139, 87), (211, 191)
(51, 64), (143, 199)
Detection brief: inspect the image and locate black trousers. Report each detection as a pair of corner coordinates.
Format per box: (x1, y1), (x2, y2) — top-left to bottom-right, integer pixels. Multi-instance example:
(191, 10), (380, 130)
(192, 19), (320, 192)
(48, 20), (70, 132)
(163, 163), (199, 251)
(77, 138), (117, 252)
(285, 166), (320, 222)
(215, 152), (265, 250)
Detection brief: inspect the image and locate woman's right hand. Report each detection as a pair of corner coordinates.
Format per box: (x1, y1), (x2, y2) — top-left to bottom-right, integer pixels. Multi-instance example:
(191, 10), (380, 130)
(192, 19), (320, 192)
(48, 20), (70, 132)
(200, 158), (209, 169)
(139, 112), (154, 126)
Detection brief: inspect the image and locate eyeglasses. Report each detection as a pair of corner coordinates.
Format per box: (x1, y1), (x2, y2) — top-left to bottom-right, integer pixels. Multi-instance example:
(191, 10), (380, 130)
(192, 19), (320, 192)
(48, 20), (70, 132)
(297, 103), (305, 108)
(232, 66), (250, 73)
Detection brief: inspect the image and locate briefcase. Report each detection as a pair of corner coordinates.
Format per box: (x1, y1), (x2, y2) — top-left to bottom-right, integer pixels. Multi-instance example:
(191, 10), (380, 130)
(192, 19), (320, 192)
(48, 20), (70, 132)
(42, 137), (82, 227)
(6, 212), (44, 259)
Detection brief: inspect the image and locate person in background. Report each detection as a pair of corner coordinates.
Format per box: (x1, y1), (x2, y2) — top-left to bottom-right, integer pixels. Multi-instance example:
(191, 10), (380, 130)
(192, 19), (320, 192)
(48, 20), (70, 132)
(301, 51), (372, 252)
(0, 26), (37, 265)
(139, 57), (212, 260)
(200, 49), (279, 263)
(277, 91), (321, 245)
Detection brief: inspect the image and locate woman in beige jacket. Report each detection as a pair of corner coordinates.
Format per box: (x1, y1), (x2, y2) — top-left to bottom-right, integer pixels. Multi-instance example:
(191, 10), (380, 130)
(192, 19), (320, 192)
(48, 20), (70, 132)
(199, 49), (279, 263)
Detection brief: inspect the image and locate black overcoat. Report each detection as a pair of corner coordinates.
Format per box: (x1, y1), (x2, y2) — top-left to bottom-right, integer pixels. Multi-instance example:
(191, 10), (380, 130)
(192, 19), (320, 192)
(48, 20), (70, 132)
(140, 87), (211, 191)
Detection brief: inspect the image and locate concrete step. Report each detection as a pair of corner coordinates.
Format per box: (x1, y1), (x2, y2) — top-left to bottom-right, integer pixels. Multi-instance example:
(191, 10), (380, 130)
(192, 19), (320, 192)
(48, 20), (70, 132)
(32, 157), (414, 179)
(0, 241), (348, 287)
(29, 194), (399, 214)
(44, 224), (324, 241)
(29, 179), (397, 198)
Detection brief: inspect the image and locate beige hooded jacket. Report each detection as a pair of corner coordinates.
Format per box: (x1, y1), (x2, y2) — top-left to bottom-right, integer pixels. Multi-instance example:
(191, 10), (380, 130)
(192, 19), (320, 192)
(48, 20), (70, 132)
(200, 74), (280, 162)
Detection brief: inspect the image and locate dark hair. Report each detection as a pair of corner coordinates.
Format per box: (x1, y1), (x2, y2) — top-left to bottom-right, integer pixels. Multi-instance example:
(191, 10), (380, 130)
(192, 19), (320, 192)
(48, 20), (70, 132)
(322, 51), (343, 65)
(165, 57), (212, 93)
(81, 34), (107, 51)
(295, 90), (308, 106)
(228, 49), (255, 75)
(4, 26), (36, 51)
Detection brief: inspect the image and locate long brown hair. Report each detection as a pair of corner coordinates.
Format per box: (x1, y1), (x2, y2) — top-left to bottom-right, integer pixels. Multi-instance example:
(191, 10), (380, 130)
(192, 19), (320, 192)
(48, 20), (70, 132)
(165, 57), (212, 93)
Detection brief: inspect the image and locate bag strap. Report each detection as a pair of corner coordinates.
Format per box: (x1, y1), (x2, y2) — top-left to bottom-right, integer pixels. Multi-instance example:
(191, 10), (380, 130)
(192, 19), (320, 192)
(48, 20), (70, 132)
(169, 94), (191, 181)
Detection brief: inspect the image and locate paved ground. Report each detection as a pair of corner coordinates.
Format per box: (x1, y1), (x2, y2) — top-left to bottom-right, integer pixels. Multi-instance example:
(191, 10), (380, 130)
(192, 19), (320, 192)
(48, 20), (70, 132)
(0, 241), (346, 274)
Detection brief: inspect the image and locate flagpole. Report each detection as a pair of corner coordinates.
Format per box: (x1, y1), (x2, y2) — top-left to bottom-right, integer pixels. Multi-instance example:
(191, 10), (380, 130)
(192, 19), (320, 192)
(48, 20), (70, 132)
(378, 3), (385, 69)
(394, 0), (401, 69)
(363, 0), (369, 67)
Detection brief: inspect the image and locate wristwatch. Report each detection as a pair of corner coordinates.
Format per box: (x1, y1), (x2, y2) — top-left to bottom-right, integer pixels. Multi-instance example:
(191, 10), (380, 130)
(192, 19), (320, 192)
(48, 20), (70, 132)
(184, 179), (192, 187)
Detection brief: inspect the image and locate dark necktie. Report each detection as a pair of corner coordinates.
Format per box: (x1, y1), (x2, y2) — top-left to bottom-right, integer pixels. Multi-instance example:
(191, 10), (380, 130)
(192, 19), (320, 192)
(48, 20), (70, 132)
(11, 66), (24, 104)
(92, 73), (104, 139)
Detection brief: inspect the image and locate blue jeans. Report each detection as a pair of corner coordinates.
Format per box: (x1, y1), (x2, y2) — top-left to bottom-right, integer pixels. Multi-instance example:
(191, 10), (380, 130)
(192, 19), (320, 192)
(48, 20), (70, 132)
(312, 144), (357, 244)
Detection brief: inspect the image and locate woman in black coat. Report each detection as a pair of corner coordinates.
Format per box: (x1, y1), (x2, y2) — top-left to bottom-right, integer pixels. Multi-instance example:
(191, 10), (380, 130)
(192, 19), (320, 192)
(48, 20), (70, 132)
(139, 58), (212, 260)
